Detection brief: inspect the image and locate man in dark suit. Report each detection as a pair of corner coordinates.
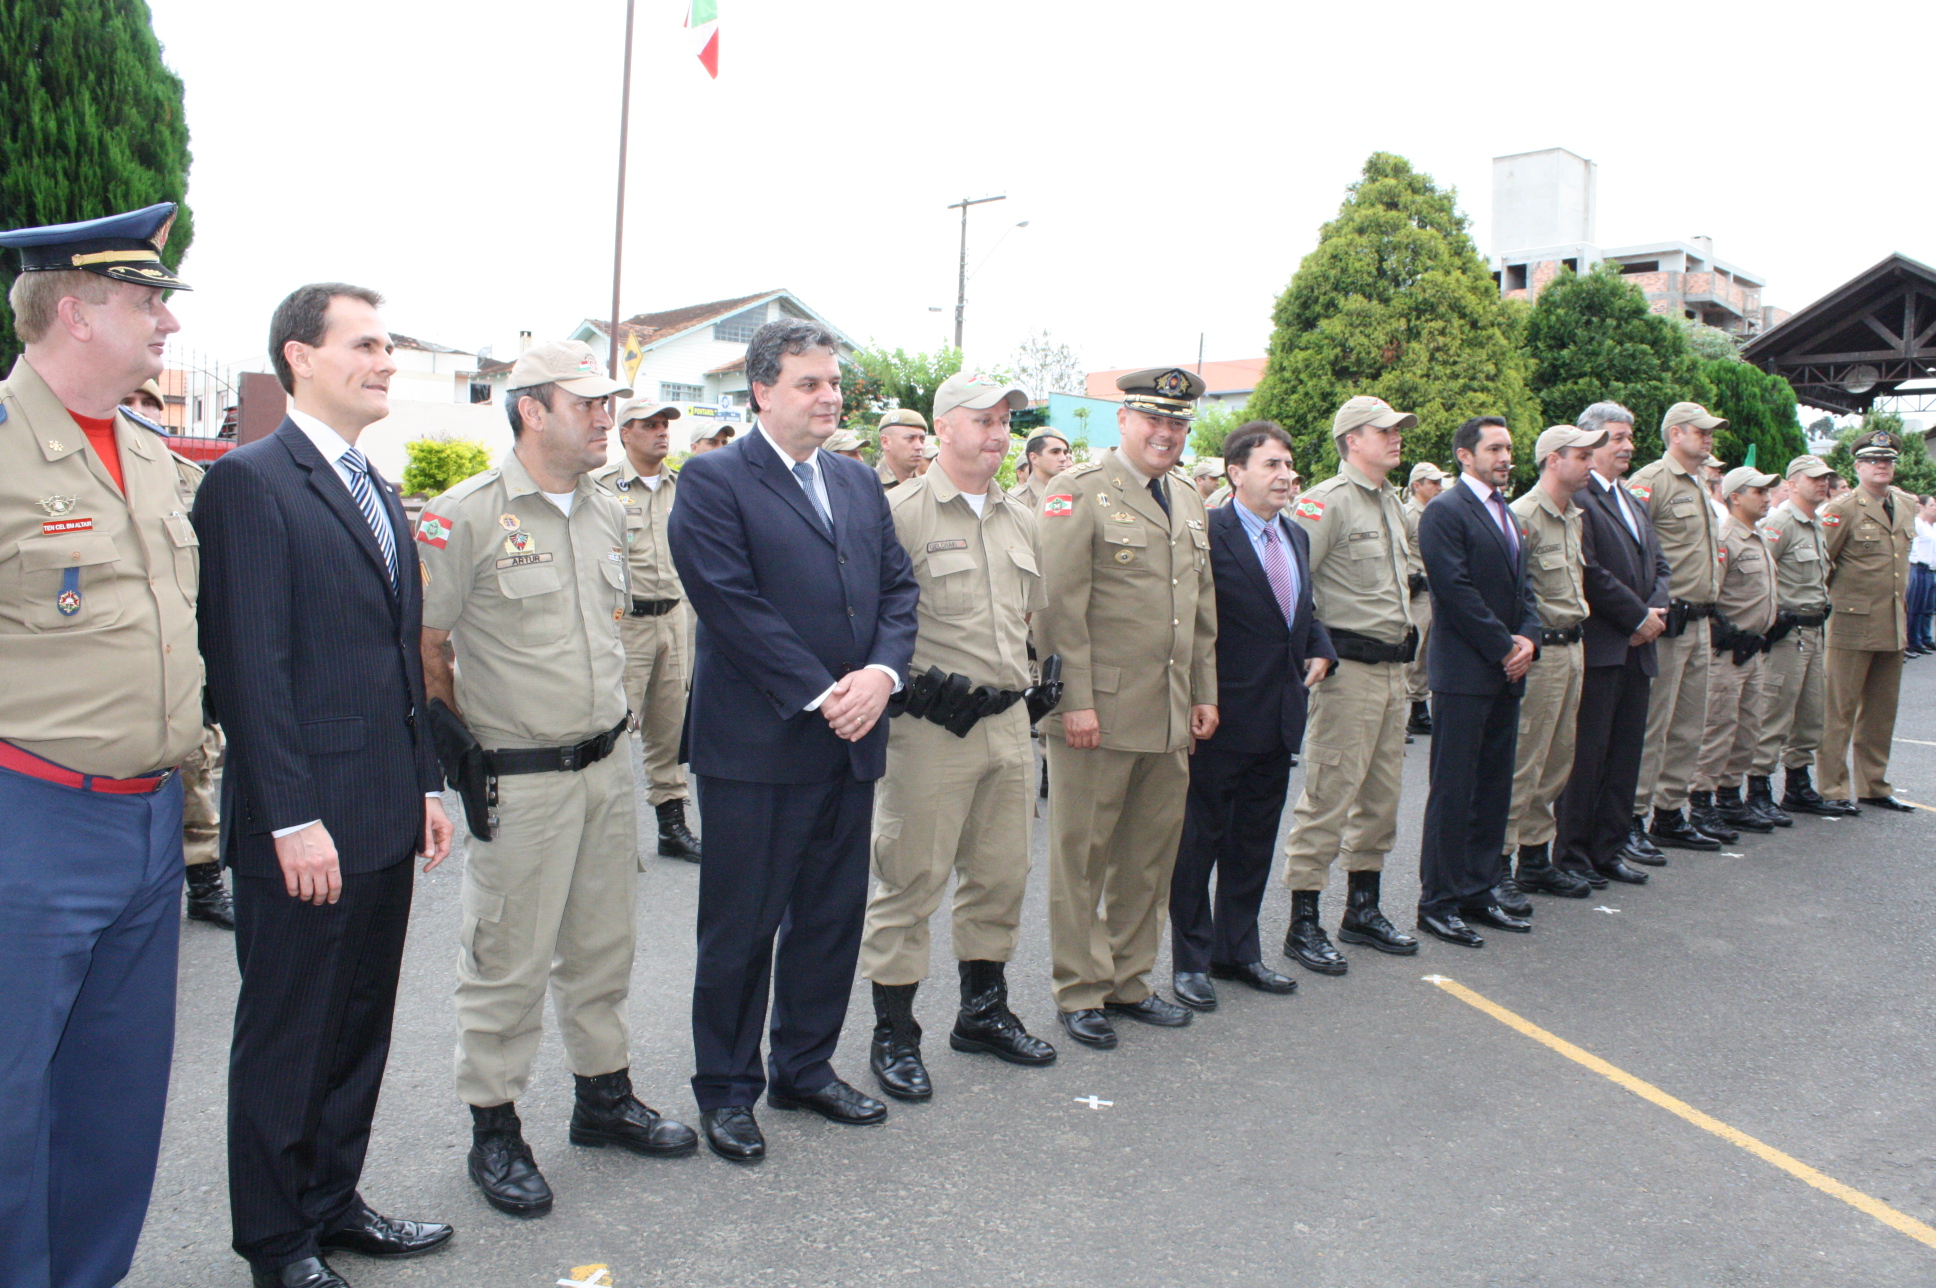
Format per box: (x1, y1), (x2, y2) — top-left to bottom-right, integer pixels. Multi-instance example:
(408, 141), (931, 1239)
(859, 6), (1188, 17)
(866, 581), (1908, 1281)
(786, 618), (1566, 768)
(195, 284), (454, 1288)
(666, 319), (918, 1164)
(1415, 417), (1541, 947)
(1169, 423), (1333, 1011)
(1558, 404), (1672, 885)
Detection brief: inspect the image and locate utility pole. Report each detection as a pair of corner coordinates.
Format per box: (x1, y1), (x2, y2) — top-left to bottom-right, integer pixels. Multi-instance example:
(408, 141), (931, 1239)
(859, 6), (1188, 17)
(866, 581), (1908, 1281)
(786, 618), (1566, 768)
(948, 194), (1005, 352)
(608, 0), (637, 378)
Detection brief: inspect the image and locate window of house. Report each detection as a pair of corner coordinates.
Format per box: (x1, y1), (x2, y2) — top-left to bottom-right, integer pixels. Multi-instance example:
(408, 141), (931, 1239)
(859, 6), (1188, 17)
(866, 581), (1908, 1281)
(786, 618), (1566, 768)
(1504, 264), (1529, 292)
(470, 382), (494, 404)
(1620, 261), (1659, 275)
(713, 306), (765, 343)
(659, 382), (705, 404)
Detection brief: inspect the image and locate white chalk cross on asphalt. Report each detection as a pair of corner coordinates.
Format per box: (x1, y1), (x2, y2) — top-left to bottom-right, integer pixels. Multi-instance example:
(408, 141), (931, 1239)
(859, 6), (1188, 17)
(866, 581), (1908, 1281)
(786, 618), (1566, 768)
(1594, 906), (1620, 914)
(1075, 1095), (1113, 1109)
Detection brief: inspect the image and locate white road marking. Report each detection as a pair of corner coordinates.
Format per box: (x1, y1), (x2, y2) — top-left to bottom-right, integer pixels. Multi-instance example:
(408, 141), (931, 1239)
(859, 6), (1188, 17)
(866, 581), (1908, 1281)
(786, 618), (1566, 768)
(1593, 906), (1621, 914)
(1075, 1095), (1113, 1109)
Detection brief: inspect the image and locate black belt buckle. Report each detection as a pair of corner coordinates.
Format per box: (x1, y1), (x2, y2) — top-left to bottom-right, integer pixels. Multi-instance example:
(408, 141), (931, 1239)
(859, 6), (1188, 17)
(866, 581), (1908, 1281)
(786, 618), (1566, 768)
(558, 745), (580, 771)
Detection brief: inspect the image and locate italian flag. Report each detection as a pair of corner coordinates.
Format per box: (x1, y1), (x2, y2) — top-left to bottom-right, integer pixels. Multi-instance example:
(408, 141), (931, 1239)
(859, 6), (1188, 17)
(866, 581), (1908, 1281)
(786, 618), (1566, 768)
(687, 0), (720, 78)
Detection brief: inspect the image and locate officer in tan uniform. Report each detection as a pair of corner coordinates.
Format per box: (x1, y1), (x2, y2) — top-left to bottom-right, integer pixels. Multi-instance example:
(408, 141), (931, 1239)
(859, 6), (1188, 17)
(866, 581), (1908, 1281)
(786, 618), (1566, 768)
(1036, 367), (1218, 1049)
(1008, 432), (1069, 516)
(1818, 430), (1917, 812)
(876, 407), (927, 489)
(418, 340), (696, 1220)
(1403, 461), (1446, 735)
(1503, 425), (1603, 900)
(1278, 396), (1421, 975)
(591, 396), (701, 861)
(1692, 467), (1783, 832)
(1626, 402), (1727, 850)
(824, 429), (867, 460)
(1754, 455), (1852, 817)
(0, 203), (206, 1286)
(861, 372), (1058, 1101)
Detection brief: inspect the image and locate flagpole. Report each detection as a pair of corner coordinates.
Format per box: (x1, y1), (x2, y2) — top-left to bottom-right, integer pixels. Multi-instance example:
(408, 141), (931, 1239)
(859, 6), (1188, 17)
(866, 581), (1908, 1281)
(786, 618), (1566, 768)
(608, 0), (637, 379)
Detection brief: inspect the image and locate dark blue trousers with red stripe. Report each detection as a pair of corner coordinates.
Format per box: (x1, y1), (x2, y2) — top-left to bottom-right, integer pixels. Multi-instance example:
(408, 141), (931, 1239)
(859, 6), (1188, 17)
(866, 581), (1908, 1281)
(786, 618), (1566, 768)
(0, 765), (184, 1288)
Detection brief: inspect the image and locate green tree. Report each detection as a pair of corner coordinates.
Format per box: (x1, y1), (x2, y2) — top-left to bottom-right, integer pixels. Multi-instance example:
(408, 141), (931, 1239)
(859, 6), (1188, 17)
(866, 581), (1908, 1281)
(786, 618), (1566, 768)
(1697, 359), (1805, 473)
(0, 0), (193, 368)
(846, 344), (965, 431)
(1679, 319), (1741, 362)
(1248, 152), (1539, 486)
(403, 438), (491, 496)
(1522, 265), (1697, 468)
(1188, 404), (1245, 459)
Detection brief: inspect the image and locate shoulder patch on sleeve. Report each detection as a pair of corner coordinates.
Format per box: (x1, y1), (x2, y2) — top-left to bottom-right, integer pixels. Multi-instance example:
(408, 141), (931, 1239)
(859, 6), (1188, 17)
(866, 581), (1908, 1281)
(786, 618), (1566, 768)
(1821, 513), (1842, 528)
(416, 511), (453, 548)
(1627, 482), (1652, 501)
(1293, 496), (1325, 521)
(1043, 493), (1075, 518)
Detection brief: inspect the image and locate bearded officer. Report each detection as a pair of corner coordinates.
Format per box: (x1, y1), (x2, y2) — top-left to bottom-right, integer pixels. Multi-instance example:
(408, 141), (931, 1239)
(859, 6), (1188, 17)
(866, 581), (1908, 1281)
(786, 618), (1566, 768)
(861, 372), (1057, 1100)
(419, 340), (696, 1220)
(0, 203), (205, 1288)
(1036, 366), (1218, 1048)
(1818, 430), (1917, 812)
(1403, 461), (1446, 736)
(1278, 396), (1420, 975)
(1754, 456), (1852, 817)
(1691, 467), (1783, 833)
(590, 396), (701, 862)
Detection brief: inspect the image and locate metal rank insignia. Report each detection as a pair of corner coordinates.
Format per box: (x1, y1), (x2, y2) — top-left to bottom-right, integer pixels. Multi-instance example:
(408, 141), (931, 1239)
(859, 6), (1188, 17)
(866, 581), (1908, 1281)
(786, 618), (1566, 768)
(1115, 549), (1135, 563)
(1155, 369), (1191, 397)
(1185, 518), (1204, 530)
(38, 495), (79, 517)
(504, 531), (533, 554)
(615, 476), (631, 491)
(1110, 511), (1134, 523)
(498, 513), (521, 532)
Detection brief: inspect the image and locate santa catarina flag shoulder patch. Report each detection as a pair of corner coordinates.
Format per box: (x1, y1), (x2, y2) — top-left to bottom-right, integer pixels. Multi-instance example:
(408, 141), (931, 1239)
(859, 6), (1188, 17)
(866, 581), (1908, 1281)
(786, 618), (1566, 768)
(417, 512), (453, 547)
(1293, 497), (1324, 521)
(1043, 494), (1074, 518)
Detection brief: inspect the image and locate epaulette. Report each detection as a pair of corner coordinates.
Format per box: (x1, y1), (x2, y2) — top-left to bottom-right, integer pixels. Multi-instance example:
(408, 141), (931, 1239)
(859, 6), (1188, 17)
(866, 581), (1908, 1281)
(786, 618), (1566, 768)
(1065, 460), (1104, 478)
(120, 405), (170, 438)
(168, 449), (205, 479)
(440, 467), (501, 505)
(1304, 471), (1351, 495)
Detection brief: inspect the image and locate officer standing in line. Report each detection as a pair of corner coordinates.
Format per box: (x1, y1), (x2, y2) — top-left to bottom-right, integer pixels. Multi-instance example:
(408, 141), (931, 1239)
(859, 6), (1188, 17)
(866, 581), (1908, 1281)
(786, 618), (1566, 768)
(1008, 430), (1072, 515)
(1036, 367), (1218, 1049)
(1626, 402), (1728, 851)
(1278, 396), (1421, 976)
(1818, 430), (1918, 812)
(876, 408), (927, 489)
(1502, 426), (1604, 900)
(824, 429), (868, 461)
(861, 372), (1058, 1102)
(1752, 456), (1852, 817)
(591, 396), (701, 861)
(1404, 461), (1446, 736)
(0, 203), (205, 1288)
(419, 340), (696, 1220)
(1690, 466), (1784, 833)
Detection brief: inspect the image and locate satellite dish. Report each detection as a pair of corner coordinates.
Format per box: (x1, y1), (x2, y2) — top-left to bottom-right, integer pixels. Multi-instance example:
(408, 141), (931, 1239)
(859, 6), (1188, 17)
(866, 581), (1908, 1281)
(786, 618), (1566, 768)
(1842, 364), (1880, 395)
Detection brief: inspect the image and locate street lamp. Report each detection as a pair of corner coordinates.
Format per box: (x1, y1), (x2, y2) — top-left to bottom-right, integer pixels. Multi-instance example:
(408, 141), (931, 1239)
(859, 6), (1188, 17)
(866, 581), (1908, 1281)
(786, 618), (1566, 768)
(948, 194), (1006, 352)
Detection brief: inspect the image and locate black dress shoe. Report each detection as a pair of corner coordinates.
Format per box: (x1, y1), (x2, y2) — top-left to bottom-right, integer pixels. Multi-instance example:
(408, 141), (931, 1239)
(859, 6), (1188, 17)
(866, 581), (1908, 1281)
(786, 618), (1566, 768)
(1104, 994), (1193, 1027)
(1573, 866), (1609, 890)
(1517, 863), (1592, 898)
(1417, 912), (1483, 948)
(1650, 808), (1721, 851)
(1491, 877), (1533, 917)
(1860, 795), (1916, 813)
(1058, 1007), (1118, 1049)
(1209, 960), (1298, 994)
(768, 1077), (888, 1125)
(1171, 971), (1218, 1011)
(318, 1203), (453, 1259)
(700, 1107), (765, 1163)
(468, 1104), (552, 1218)
(569, 1069), (699, 1156)
(1619, 840), (1668, 867)
(253, 1257), (350, 1288)
(1460, 903), (1532, 933)
(869, 981), (930, 1101)
(1595, 859), (1649, 885)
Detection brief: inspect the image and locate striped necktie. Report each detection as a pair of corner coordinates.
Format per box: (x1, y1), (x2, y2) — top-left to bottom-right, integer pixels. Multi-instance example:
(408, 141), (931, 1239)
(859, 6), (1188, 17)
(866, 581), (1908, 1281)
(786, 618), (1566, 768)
(341, 447), (399, 587)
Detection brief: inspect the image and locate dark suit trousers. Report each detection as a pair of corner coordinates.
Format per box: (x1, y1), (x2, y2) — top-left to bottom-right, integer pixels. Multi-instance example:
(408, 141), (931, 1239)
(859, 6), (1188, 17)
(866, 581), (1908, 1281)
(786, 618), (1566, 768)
(1169, 745), (1292, 973)
(691, 773), (873, 1111)
(228, 860), (412, 1271)
(1556, 659), (1652, 873)
(1418, 692), (1520, 916)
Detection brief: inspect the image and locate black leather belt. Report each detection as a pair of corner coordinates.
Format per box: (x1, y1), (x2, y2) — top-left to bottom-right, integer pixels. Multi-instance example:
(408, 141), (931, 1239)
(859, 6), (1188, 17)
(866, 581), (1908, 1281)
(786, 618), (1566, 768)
(1541, 625), (1584, 645)
(484, 716), (630, 776)
(1789, 611), (1828, 628)
(629, 597), (679, 617)
(1327, 626), (1418, 666)
(1673, 600), (1716, 619)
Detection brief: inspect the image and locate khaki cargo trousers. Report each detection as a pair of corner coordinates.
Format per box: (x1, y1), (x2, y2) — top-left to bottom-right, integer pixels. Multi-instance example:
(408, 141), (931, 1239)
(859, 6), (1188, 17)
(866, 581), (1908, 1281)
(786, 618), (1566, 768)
(1753, 625), (1825, 776)
(1694, 650), (1765, 792)
(621, 608), (689, 806)
(182, 725), (220, 867)
(1635, 619), (1711, 816)
(1819, 647), (1903, 800)
(1281, 658), (1409, 889)
(1505, 640), (1583, 852)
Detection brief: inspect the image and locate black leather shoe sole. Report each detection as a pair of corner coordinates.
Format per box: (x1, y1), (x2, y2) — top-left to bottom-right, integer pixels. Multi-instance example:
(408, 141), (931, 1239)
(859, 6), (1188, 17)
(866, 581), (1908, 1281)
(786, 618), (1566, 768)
(1284, 941), (1349, 974)
(318, 1224), (455, 1259)
(1057, 1010), (1119, 1049)
(1335, 925), (1420, 955)
(1860, 796), (1916, 813)
(568, 1122), (700, 1157)
(1209, 962), (1298, 994)
(766, 1090), (889, 1125)
(1517, 871), (1593, 898)
(949, 1030), (1057, 1065)
(467, 1160), (551, 1218)
(1650, 829), (1721, 851)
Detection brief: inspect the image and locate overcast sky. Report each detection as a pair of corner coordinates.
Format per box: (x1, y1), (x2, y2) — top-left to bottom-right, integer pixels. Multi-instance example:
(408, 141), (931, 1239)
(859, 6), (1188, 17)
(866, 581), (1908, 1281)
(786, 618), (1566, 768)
(148, 0), (1932, 383)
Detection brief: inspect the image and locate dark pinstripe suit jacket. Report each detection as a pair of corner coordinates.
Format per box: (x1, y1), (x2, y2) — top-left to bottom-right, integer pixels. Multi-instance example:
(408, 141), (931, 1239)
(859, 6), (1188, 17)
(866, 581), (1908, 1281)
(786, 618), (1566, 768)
(192, 419), (441, 876)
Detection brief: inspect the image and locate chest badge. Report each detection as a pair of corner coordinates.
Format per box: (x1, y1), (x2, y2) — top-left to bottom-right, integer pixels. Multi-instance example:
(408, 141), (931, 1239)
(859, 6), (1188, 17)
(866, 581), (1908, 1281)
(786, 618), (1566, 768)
(504, 531), (533, 554)
(38, 495), (79, 517)
(498, 513), (521, 532)
(1110, 512), (1134, 523)
(615, 476), (631, 492)
(57, 565), (81, 616)
(1116, 549), (1135, 564)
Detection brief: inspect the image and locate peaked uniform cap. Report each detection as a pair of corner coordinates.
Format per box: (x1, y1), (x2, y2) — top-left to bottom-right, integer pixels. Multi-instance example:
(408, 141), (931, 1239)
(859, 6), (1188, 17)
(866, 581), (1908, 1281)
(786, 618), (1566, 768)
(1851, 429), (1902, 461)
(0, 202), (190, 290)
(1117, 367), (1205, 421)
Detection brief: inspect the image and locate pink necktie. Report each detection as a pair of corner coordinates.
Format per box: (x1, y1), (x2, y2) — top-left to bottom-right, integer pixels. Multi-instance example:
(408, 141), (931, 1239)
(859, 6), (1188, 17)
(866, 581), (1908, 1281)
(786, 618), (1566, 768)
(1261, 524), (1295, 622)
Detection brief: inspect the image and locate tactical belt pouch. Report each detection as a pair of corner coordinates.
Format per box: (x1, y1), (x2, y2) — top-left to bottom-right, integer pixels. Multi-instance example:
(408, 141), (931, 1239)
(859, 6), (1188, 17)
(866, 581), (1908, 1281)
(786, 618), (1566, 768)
(1327, 626), (1416, 665)
(428, 699), (495, 841)
(1541, 624), (1584, 645)
(1665, 599), (1716, 638)
(889, 664), (1033, 737)
(484, 715), (631, 776)
(629, 597), (680, 617)
(1026, 654), (1064, 724)
(1407, 571), (1429, 598)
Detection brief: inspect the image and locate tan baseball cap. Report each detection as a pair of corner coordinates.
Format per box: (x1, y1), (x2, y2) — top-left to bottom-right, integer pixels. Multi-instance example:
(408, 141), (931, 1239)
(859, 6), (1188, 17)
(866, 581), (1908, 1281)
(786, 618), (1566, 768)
(685, 419), (736, 448)
(1534, 424), (1610, 460)
(507, 339), (632, 399)
(615, 396), (682, 425)
(921, 441), (939, 459)
(933, 371), (1029, 421)
(1721, 465), (1778, 497)
(1702, 453), (1726, 470)
(1192, 457), (1224, 480)
(137, 378), (164, 401)
(1408, 461), (1447, 484)
(879, 407), (929, 432)
(1334, 395), (1417, 437)
(1786, 454), (1835, 479)
(823, 429), (864, 452)
(1663, 401), (1727, 432)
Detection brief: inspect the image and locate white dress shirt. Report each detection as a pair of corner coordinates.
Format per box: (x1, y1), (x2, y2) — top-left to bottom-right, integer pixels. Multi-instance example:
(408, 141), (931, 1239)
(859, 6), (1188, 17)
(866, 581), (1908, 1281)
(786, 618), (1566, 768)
(1592, 470), (1643, 543)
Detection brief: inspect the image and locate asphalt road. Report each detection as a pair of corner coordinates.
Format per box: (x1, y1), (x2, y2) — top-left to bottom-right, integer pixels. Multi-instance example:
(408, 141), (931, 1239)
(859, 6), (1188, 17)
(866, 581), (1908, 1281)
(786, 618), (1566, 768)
(129, 664), (1936, 1288)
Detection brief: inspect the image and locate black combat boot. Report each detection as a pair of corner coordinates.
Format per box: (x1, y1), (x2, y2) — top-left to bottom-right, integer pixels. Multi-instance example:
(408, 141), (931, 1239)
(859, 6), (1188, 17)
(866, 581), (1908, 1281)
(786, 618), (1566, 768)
(1284, 890), (1347, 974)
(1407, 701), (1433, 736)
(1622, 816), (1668, 865)
(570, 1068), (698, 1156)
(1687, 790), (1739, 842)
(950, 960), (1056, 1066)
(869, 982), (930, 1101)
(656, 799), (701, 861)
(1491, 860), (1534, 916)
(184, 861), (236, 929)
(1714, 785), (1774, 833)
(1782, 765), (1852, 816)
(1515, 841), (1591, 898)
(1336, 870), (1420, 955)
(469, 1103), (552, 1217)
(1649, 806), (1721, 851)
(1744, 775), (1793, 828)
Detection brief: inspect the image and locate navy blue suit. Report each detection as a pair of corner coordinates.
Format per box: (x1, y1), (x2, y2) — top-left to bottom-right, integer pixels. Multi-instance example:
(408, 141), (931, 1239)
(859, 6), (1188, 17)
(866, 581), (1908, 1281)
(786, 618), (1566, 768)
(1416, 477), (1541, 917)
(668, 429), (917, 1110)
(194, 419), (440, 1272)
(1170, 503), (1333, 972)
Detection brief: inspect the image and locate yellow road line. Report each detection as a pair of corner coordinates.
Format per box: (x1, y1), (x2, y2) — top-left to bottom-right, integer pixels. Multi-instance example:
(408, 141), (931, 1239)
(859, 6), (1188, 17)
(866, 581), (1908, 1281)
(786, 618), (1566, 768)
(1898, 799), (1936, 813)
(1422, 975), (1936, 1251)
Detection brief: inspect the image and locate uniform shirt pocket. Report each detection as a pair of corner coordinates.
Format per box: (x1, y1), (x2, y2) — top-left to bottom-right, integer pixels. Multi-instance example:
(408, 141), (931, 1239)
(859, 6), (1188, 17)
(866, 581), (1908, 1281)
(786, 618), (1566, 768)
(1005, 544), (1042, 611)
(922, 549), (981, 617)
(1344, 536), (1387, 588)
(164, 513), (199, 599)
(11, 533), (124, 632)
(496, 562), (569, 646)
(1100, 524), (1148, 571)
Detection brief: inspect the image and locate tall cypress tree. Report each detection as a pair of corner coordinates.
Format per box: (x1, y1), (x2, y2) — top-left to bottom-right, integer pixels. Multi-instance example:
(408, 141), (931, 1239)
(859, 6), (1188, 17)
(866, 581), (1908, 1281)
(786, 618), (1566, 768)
(0, 0), (192, 368)
(1696, 358), (1805, 474)
(1248, 152), (1539, 485)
